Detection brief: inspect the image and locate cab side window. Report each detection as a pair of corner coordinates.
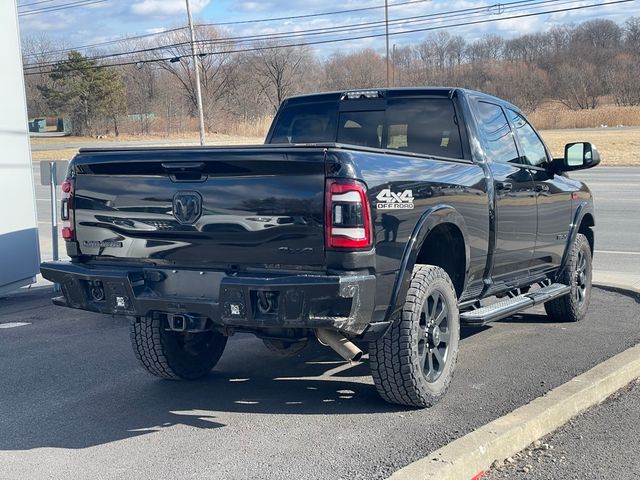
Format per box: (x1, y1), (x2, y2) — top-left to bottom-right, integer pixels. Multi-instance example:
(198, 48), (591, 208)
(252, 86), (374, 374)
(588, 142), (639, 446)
(475, 101), (519, 164)
(507, 110), (549, 168)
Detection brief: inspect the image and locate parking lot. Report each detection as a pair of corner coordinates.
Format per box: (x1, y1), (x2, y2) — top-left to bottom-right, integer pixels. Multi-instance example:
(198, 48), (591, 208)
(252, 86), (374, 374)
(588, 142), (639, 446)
(0, 162), (637, 479)
(0, 286), (638, 479)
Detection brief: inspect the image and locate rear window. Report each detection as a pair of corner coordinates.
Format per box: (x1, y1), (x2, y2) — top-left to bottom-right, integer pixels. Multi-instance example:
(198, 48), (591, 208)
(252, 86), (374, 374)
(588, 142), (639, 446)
(269, 102), (338, 144)
(269, 97), (464, 159)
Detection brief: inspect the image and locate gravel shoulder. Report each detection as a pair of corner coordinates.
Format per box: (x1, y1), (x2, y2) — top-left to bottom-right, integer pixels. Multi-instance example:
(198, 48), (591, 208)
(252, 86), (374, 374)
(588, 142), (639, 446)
(486, 379), (640, 480)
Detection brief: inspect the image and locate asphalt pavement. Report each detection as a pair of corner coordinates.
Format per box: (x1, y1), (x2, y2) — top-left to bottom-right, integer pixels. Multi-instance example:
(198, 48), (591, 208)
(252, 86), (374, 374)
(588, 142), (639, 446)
(14, 159), (640, 479)
(0, 287), (638, 479)
(486, 379), (640, 480)
(572, 167), (640, 276)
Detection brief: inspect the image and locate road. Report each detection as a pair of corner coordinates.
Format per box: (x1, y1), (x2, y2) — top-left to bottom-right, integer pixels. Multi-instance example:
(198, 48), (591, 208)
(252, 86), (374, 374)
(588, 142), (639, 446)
(33, 165), (640, 276)
(572, 167), (640, 276)
(30, 138), (202, 152)
(0, 287), (638, 479)
(487, 379), (640, 480)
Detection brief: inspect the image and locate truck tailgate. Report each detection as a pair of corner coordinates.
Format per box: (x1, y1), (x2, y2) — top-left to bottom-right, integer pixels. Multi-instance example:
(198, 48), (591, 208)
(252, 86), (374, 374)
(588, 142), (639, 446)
(72, 148), (326, 268)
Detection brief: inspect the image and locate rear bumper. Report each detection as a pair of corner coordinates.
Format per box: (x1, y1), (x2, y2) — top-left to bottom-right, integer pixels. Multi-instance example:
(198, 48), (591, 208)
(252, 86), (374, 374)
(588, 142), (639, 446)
(40, 261), (376, 335)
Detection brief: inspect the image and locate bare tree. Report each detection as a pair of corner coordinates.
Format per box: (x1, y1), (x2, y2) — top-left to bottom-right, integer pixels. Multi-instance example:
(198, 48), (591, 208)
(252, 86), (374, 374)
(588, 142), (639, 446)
(554, 61), (601, 110)
(153, 25), (235, 128)
(572, 19), (623, 50)
(324, 49), (386, 90)
(490, 62), (549, 111)
(465, 35), (504, 63)
(623, 17), (640, 54)
(247, 41), (314, 112)
(606, 53), (640, 106)
(21, 34), (68, 118)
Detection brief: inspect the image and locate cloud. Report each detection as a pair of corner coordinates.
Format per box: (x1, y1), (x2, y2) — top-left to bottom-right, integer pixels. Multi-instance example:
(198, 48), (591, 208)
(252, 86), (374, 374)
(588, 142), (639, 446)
(238, 2), (265, 12)
(130, 0), (210, 17)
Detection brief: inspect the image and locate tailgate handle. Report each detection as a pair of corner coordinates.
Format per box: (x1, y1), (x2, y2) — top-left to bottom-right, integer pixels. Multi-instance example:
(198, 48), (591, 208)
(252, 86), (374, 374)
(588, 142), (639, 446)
(161, 162), (205, 172)
(161, 162), (207, 182)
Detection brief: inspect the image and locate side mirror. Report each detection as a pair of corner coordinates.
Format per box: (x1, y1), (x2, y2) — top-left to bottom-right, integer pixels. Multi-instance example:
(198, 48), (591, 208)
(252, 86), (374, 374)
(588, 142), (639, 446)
(554, 142), (601, 172)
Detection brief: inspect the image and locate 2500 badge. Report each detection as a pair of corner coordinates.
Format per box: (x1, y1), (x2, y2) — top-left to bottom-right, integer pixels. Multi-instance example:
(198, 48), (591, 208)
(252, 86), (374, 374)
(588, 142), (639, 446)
(82, 240), (123, 248)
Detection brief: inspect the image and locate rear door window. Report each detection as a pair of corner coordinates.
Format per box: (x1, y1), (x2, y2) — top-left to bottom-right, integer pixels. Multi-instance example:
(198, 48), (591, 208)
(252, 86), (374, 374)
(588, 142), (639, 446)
(475, 101), (520, 164)
(506, 109), (549, 168)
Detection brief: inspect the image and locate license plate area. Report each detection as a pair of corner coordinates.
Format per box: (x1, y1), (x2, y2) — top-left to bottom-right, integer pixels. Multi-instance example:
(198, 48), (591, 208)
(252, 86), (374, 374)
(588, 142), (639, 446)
(142, 268), (224, 300)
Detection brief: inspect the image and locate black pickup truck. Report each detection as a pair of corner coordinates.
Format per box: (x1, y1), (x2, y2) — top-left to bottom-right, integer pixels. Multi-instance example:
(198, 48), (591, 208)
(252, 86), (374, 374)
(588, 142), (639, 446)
(41, 88), (599, 407)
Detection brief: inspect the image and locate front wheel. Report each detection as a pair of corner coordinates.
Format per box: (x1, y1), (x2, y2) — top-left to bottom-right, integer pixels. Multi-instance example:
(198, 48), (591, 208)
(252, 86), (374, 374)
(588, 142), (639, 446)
(545, 233), (592, 322)
(130, 316), (227, 380)
(370, 265), (460, 408)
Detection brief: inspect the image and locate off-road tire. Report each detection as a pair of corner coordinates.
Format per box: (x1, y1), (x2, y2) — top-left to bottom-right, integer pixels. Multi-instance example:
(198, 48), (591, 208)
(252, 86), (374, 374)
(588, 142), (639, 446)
(370, 265), (460, 408)
(545, 233), (592, 322)
(130, 316), (227, 380)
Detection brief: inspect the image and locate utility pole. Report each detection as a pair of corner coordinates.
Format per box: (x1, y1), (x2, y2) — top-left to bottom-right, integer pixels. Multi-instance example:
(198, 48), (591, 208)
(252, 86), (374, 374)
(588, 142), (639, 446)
(385, 0), (390, 87)
(392, 43), (396, 87)
(185, 0), (206, 146)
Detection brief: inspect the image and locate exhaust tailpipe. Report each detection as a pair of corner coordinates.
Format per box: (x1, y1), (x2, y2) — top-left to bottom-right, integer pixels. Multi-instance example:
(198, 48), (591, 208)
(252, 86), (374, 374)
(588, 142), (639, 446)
(315, 329), (363, 362)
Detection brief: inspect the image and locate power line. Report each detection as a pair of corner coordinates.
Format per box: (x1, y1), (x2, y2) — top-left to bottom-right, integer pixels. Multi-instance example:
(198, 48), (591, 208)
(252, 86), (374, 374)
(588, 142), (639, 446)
(21, 0), (618, 69)
(23, 0), (635, 76)
(22, 0), (430, 56)
(18, 0), (59, 8)
(201, 0), (431, 26)
(22, 0), (562, 68)
(19, 0), (108, 16)
(22, 26), (187, 58)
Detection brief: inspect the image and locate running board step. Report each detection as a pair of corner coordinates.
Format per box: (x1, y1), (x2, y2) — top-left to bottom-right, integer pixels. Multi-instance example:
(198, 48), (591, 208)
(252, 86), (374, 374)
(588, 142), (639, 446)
(461, 283), (570, 326)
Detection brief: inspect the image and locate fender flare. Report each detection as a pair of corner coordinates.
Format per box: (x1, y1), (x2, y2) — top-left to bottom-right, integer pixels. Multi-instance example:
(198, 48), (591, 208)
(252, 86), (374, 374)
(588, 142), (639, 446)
(557, 201), (595, 278)
(384, 204), (471, 323)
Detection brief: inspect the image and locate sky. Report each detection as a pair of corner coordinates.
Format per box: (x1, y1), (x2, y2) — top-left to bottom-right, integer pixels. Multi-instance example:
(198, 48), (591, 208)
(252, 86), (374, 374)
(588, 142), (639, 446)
(16, 0), (640, 58)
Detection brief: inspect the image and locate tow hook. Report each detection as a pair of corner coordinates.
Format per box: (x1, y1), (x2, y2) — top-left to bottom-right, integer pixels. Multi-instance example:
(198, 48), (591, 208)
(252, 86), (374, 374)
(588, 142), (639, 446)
(166, 313), (211, 333)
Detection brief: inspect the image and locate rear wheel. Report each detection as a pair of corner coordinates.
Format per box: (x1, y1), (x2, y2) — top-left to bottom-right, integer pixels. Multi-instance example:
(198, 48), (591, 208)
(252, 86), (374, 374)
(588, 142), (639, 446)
(130, 316), (227, 380)
(545, 233), (592, 322)
(370, 265), (460, 408)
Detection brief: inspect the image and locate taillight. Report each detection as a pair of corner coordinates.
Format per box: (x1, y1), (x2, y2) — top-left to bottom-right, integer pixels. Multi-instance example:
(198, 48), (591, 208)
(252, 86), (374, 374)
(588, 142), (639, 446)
(325, 179), (373, 250)
(60, 178), (75, 241)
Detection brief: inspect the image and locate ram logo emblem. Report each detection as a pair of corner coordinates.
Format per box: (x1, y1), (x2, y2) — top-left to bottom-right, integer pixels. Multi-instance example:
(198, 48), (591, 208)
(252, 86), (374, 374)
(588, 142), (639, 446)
(173, 192), (202, 224)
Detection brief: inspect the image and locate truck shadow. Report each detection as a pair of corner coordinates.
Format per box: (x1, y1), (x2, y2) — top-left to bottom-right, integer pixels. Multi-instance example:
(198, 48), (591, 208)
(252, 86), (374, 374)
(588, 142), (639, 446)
(0, 336), (411, 451)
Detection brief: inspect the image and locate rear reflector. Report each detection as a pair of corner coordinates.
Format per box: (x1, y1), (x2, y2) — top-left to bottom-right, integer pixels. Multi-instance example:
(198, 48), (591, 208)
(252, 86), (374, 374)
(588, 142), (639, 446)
(325, 179), (372, 250)
(60, 178), (75, 241)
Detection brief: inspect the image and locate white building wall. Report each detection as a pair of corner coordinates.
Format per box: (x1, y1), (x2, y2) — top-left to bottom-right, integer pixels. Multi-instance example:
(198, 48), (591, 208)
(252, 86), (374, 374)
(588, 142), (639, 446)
(0, 0), (40, 293)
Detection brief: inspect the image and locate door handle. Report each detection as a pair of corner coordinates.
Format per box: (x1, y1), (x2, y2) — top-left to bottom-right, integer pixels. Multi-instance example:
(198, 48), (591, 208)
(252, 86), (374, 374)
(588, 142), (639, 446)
(496, 181), (513, 192)
(535, 184), (550, 193)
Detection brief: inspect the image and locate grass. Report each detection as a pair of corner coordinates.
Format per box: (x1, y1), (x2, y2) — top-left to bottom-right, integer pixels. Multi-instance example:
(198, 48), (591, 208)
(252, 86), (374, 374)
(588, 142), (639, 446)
(528, 104), (640, 130)
(539, 128), (640, 166)
(30, 133), (264, 161)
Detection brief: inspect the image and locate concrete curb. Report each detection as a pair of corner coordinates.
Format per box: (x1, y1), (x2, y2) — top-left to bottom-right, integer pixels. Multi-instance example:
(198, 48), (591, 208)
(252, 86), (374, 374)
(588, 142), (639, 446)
(593, 272), (640, 296)
(388, 279), (640, 480)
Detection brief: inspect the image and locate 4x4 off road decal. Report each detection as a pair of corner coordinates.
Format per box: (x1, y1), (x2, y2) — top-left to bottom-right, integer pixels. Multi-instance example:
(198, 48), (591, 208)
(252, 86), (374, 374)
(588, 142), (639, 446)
(376, 189), (414, 209)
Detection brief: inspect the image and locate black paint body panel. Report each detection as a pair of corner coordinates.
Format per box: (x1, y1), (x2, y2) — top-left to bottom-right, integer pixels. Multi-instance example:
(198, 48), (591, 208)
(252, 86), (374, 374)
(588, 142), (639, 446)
(41, 87), (595, 338)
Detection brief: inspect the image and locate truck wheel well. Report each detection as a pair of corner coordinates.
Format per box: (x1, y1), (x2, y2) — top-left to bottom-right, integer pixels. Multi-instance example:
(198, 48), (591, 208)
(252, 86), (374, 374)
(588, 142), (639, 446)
(578, 214), (594, 256)
(416, 223), (466, 297)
